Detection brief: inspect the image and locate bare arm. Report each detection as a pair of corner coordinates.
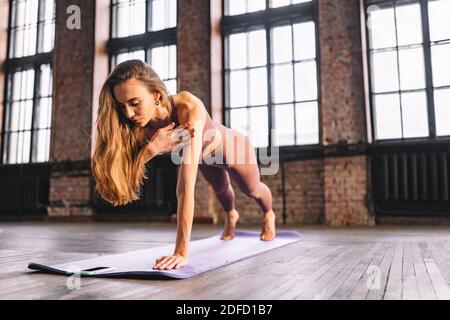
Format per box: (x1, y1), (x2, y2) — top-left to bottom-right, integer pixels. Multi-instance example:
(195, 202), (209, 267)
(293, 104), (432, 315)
(153, 92), (206, 270)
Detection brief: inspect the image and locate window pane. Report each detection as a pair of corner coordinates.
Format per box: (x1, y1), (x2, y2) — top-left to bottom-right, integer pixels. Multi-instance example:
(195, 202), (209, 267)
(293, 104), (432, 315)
(249, 67), (267, 106)
(274, 104), (295, 146)
(132, 0), (146, 33)
(371, 50), (399, 93)
(33, 129), (50, 162)
(398, 47), (425, 90)
(227, 0), (246, 16)
(431, 43), (450, 87)
(271, 0), (291, 8)
(152, 0), (176, 31)
(40, 64), (53, 98)
(248, 29), (266, 67)
(428, 0), (450, 42)
(169, 45), (177, 78)
(7, 132), (19, 164)
(11, 69), (35, 101)
(272, 25), (292, 63)
(295, 61), (317, 101)
(39, 0), (55, 53)
(395, 3), (422, 46)
(248, 0), (266, 13)
(401, 91), (429, 138)
(163, 79), (175, 95)
(9, 102), (20, 131)
(24, 69), (35, 99)
(35, 97), (52, 129)
(293, 21), (316, 60)
(368, 7), (396, 49)
(230, 108), (248, 135)
(273, 64), (294, 103)
(10, 0), (39, 58)
(296, 101), (319, 145)
(228, 33), (247, 69)
(434, 88), (450, 136)
(374, 94), (402, 139)
(23, 100), (33, 130)
(113, 0), (146, 37)
(249, 106), (268, 148)
(151, 46), (174, 80)
(18, 131), (31, 164)
(114, 1), (129, 37)
(229, 70), (248, 107)
(114, 50), (145, 67)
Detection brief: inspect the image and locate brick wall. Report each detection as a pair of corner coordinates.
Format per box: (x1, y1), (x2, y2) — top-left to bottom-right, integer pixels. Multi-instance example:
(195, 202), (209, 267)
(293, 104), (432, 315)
(324, 156), (372, 226)
(318, 0), (373, 226)
(47, 0), (96, 217)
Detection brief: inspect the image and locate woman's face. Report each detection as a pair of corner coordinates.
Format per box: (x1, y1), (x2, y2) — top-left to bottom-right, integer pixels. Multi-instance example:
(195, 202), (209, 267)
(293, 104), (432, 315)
(113, 78), (160, 127)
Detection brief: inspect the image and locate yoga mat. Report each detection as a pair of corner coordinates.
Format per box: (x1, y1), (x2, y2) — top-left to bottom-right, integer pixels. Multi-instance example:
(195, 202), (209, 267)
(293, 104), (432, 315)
(28, 229), (301, 280)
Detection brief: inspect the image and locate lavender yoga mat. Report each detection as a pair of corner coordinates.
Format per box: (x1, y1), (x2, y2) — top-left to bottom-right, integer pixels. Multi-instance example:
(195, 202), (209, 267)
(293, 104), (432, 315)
(28, 229), (301, 280)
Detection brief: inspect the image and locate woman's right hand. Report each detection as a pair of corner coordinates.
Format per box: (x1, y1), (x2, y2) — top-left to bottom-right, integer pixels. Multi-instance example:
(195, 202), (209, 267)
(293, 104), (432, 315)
(147, 121), (195, 155)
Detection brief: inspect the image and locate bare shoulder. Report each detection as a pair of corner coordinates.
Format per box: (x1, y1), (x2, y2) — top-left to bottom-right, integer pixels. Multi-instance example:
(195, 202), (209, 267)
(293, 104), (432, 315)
(173, 91), (206, 125)
(174, 91), (204, 110)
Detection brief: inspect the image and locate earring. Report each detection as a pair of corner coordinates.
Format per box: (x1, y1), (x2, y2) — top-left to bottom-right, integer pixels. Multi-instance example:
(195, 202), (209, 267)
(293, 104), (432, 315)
(155, 100), (160, 106)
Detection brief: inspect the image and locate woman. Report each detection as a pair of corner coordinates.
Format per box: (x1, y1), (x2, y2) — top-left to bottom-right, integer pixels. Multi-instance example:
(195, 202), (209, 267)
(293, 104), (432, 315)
(92, 60), (276, 271)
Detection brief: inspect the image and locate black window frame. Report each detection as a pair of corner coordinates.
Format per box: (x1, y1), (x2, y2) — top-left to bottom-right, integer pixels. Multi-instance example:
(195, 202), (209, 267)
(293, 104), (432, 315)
(108, 0), (178, 76)
(221, 0), (321, 154)
(364, 0), (450, 145)
(1, 0), (55, 165)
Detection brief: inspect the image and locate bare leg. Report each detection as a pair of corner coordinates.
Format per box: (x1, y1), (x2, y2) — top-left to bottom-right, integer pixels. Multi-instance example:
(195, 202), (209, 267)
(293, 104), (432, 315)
(225, 135), (276, 241)
(221, 208), (240, 240)
(199, 165), (239, 240)
(260, 209), (276, 241)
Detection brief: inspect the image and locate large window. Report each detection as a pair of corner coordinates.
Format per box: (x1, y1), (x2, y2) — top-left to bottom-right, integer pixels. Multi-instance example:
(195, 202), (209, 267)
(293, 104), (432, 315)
(2, 0), (55, 164)
(109, 0), (177, 94)
(223, 0), (319, 148)
(365, 0), (450, 141)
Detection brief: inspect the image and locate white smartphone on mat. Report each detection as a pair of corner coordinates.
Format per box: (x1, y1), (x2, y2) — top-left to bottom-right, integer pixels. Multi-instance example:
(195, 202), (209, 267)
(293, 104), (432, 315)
(79, 267), (116, 275)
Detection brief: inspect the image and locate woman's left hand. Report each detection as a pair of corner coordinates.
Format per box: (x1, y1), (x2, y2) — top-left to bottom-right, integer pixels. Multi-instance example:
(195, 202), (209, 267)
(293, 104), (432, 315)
(153, 253), (188, 270)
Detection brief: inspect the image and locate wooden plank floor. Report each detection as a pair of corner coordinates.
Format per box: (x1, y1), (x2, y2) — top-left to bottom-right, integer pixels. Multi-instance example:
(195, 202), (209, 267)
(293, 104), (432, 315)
(1, 222), (450, 300)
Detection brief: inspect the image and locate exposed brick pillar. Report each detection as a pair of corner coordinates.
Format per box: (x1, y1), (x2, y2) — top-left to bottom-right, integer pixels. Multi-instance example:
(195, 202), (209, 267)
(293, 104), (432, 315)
(47, 0), (96, 218)
(177, 0), (217, 223)
(0, 0), (9, 150)
(319, 0), (374, 226)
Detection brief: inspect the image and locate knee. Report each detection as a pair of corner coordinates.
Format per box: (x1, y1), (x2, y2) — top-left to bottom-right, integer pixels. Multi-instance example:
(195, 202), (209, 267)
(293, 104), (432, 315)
(243, 188), (260, 200)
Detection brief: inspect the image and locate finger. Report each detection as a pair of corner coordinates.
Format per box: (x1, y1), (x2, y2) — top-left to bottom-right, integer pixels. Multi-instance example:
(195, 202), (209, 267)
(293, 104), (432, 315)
(174, 122), (190, 131)
(158, 257), (175, 269)
(175, 130), (194, 141)
(165, 259), (180, 270)
(174, 140), (189, 149)
(154, 257), (169, 268)
(172, 132), (193, 144)
(163, 122), (176, 130)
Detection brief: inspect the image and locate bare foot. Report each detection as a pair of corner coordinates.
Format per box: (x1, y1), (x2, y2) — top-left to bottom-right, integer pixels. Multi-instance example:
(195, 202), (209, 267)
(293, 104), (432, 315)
(221, 209), (240, 240)
(260, 209), (276, 241)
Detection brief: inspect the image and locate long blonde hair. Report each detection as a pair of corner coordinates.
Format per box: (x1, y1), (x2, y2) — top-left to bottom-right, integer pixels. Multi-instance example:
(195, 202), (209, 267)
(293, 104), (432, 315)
(92, 59), (172, 206)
